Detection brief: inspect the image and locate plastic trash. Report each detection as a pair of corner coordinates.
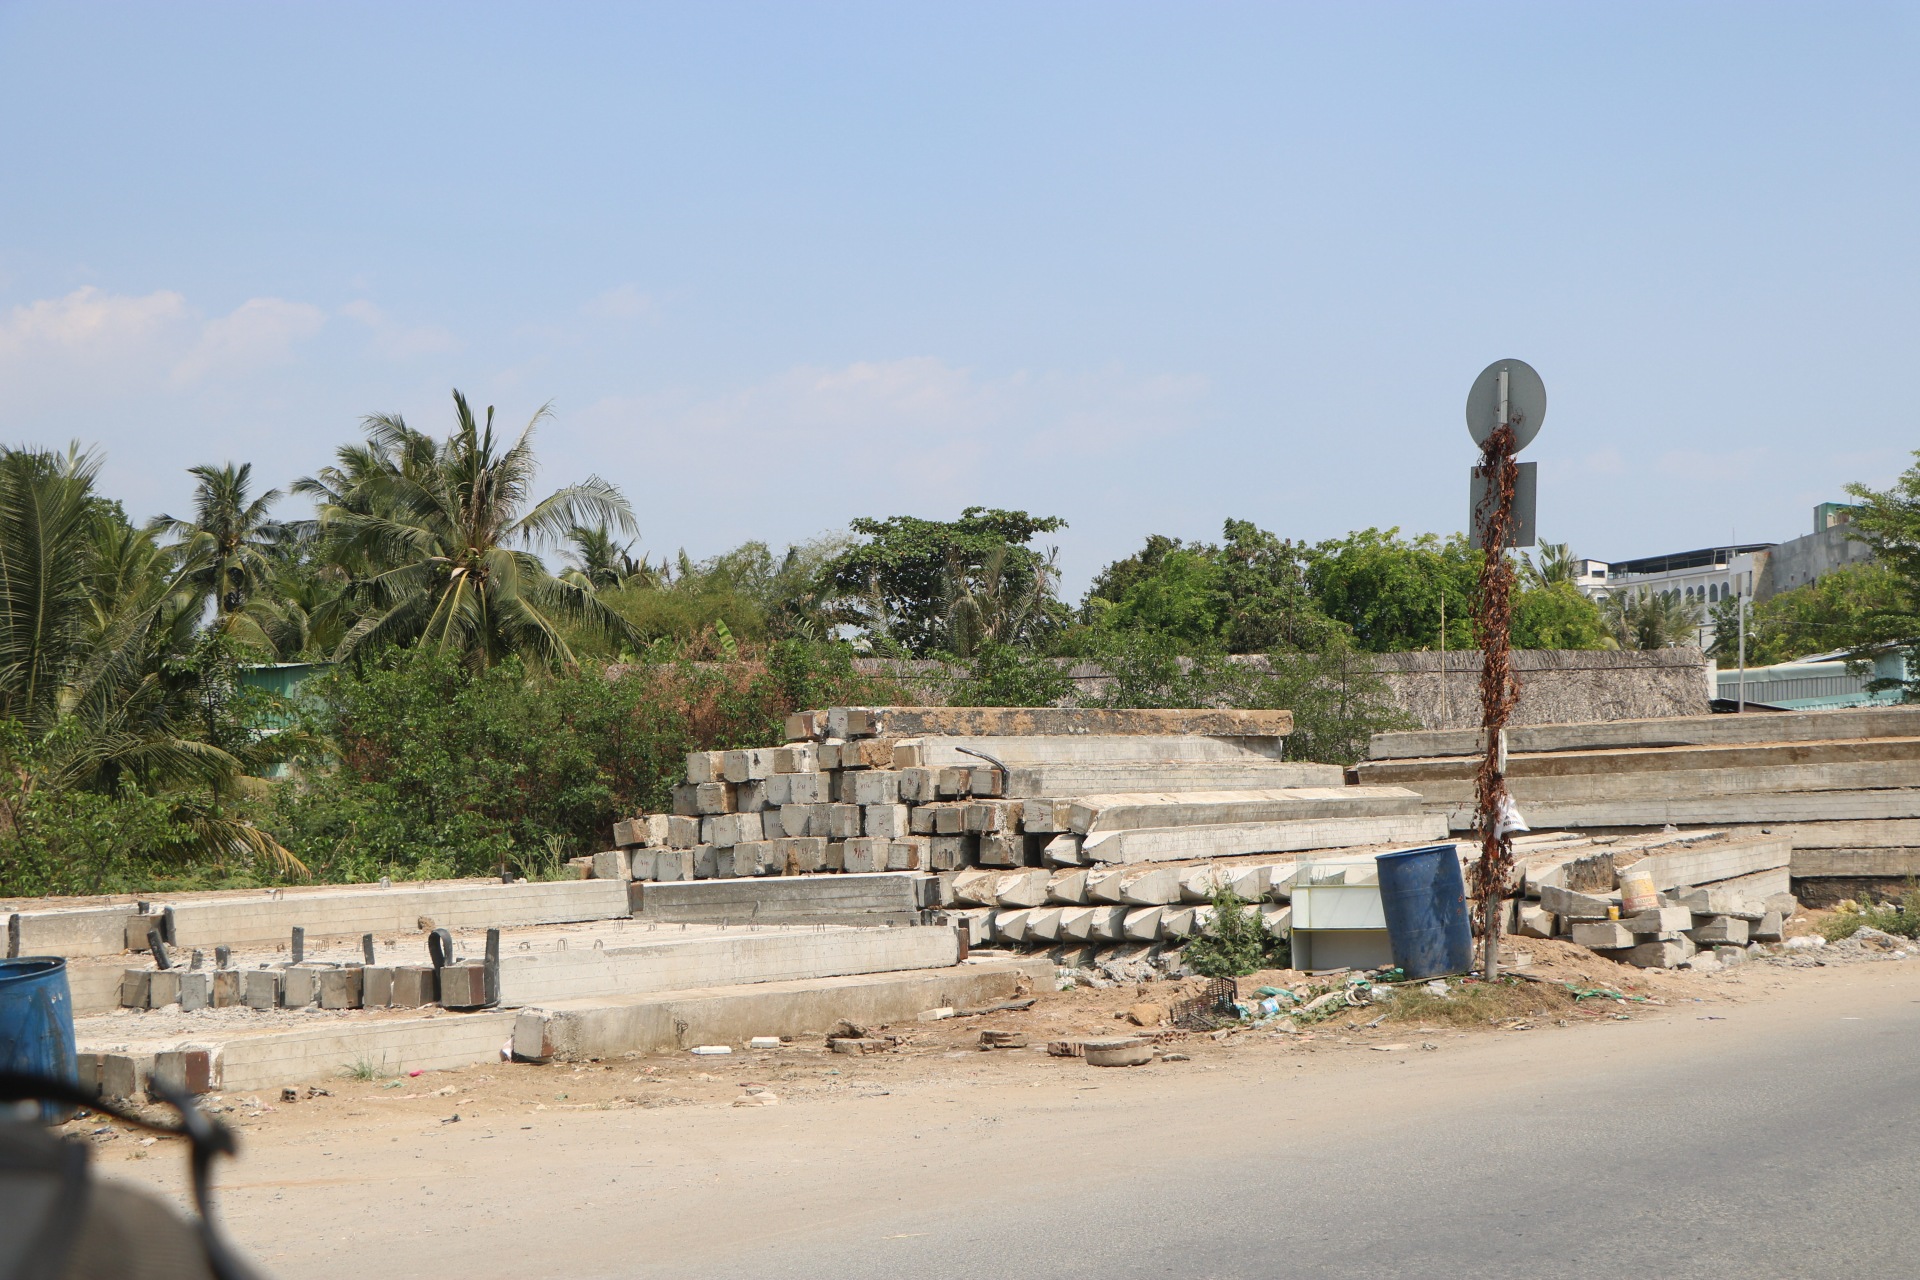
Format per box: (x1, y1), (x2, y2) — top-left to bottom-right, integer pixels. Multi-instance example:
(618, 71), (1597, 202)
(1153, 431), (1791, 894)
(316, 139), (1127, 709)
(690, 1045), (733, 1055)
(748, 1037), (781, 1050)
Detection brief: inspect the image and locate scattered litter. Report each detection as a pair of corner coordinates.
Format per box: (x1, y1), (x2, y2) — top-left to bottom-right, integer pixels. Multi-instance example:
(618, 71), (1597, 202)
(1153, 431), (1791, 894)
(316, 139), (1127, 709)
(441, 1114), (460, 1124)
(980, 1030), (1027, 1050)
(733, 1088), (779, 1107)
(1369, 1044), (1410, 1052)
(916, 1008), (955, 1022)
(748, 1037), (781, 1050)
(690, 1045), (732, 1056)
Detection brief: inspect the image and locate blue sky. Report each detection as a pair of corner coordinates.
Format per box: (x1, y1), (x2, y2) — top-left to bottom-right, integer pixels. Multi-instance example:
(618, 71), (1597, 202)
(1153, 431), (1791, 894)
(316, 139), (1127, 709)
(1, 2), (1914, 594)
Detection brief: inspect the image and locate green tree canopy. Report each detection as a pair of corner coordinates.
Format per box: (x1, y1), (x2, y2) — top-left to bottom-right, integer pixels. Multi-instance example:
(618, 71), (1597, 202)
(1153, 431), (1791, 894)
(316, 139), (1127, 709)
(1082, 520), (1342, 653)
(823, 507), (1066, 656)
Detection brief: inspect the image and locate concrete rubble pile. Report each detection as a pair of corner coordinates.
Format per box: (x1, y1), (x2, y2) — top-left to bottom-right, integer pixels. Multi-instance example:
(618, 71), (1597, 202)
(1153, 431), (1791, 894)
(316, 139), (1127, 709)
(601, 705), (1448, 883)
(1506, 828), (1796, 969)
(1355, 705), (1920, 902)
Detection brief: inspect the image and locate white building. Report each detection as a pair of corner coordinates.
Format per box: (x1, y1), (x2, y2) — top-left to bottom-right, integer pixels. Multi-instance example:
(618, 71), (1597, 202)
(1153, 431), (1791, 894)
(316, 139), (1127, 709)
(1576, 504), (1874, 651)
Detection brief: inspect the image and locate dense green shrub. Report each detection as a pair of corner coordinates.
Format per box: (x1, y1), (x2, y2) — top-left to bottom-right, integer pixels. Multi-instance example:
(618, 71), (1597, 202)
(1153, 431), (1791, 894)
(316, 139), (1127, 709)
(268, 642), (901, 883)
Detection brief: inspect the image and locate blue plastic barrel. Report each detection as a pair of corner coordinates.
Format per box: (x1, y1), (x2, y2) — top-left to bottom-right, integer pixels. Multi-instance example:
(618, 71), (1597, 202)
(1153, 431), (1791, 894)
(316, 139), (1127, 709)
(1374, 844), (1474, 979)
(0, 957), (79, 1121)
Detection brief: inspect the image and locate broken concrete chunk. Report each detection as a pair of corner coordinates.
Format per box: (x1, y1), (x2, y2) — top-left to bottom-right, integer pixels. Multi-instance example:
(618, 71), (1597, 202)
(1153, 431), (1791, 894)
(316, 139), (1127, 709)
(1570, 920), (1635, 950)
(1623, 906), (1691, 934)
(1688, 915), (1750, 946)
(1539, 884), (1618, 920)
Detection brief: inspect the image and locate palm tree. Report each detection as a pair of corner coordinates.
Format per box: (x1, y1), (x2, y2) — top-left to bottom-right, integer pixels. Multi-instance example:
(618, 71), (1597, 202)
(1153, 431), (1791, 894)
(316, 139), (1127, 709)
(942, 543), (1062, 659)
(151, 462), (285, 618)
(306, 390), (643, 669)
(0, 445), (301, 873)
(1524, 541), (1579, 589)
(1601, 588), (1702, 650)
(560, 523), (654, 591)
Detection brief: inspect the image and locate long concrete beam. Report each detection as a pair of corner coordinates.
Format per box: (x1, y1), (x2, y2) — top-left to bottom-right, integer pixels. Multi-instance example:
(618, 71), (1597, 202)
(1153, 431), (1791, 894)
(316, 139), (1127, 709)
(906, 735), (1284, 767)
(1727, 820), (1920, 850)
(1376, 761), (1920, 807)
(493, 925), (961, 1006)
(1367, 706), (1920, 760)
(1616, 836), (1790, 890)
(634, 872), (923, 925)
(513, 958), (1053, 1062)
(843, 707), (1294, 739)
(1004, 761), (1341, 798)
(1068, 786), (1424, 836)
(8, 905), (139, 958)
(164, 880), (631, 950)
(1358, 735), (1920, 783)
(1439, 790), (1920, 831)
(1082, 814), (1449, 864)
(1790, 848), (1920, 877)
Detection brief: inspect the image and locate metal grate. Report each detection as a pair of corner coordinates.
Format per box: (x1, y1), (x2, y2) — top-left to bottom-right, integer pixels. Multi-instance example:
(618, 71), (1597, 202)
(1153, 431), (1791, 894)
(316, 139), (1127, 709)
(1168, 977), (1239, 1030)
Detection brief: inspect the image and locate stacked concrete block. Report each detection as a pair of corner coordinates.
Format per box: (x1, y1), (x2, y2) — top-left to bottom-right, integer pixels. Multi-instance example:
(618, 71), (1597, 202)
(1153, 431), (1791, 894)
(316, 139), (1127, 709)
(597, 706), (1442, 893)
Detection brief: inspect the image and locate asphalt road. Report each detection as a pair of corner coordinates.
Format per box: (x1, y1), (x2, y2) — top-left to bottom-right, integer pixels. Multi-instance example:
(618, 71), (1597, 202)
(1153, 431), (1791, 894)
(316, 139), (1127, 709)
(672, 971), (1919, 1280)
(106, 960), (1920, 1280)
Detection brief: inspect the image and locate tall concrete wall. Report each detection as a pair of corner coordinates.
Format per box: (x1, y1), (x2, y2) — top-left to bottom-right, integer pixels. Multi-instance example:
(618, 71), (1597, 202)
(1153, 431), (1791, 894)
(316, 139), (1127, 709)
(1360, 648), (1711, 732)
(830, 651), (1711, 733)
(1758, 524), (1874, 599)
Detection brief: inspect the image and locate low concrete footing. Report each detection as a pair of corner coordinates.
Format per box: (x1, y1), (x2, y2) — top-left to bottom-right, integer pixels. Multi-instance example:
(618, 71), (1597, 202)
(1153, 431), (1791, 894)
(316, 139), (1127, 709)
(512, 958), (1054, 1063)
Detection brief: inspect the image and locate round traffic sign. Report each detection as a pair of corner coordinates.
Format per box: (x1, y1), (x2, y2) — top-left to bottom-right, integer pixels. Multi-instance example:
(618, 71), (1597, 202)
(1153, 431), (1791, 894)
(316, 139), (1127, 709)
(1465, 358), (1546, 451)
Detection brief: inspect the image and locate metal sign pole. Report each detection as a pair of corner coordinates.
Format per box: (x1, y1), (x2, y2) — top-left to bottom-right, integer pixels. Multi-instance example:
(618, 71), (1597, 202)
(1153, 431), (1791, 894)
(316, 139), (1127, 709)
(1464, 359), (1545, 983)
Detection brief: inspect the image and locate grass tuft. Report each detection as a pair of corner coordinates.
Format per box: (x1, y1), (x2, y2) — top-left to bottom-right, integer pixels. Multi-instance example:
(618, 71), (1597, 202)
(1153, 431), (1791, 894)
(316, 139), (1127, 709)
(1378, 977), (1576, 1028)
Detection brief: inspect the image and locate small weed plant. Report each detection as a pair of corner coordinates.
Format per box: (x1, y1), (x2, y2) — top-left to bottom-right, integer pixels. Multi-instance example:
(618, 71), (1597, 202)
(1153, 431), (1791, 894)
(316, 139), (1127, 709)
(344, 1054), (391, 1082)
(1184, 889), (1287, 978)
(1821, 881), (1920, 942)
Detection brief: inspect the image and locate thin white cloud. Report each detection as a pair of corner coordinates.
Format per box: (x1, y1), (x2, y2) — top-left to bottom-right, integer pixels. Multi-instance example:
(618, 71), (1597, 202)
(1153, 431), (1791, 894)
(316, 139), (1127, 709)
(340, 299), (460, 360)
(0, 286), (332, 392)
(172, 296), (326, 385)
(0, 286), (189, 357)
